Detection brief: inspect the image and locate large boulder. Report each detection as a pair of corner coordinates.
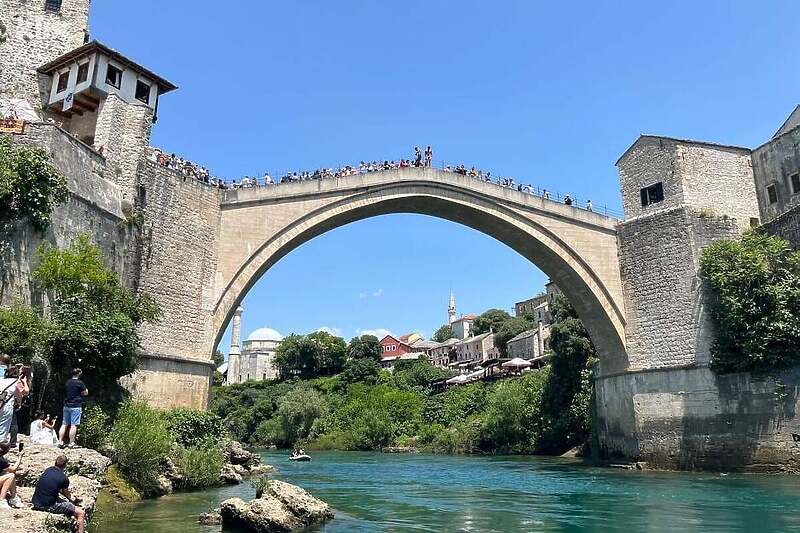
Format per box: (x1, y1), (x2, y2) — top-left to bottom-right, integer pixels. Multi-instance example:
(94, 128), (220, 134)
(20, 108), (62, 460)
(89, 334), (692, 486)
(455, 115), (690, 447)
(266, 480), (334, 525)
(2, 436), (111, 533)
(220, 464), (243, 485)
(221, 497), (301, 532)
(220, 480), (333, 532)
(224, 440), (261, 468)
(15, 435), (111, 486)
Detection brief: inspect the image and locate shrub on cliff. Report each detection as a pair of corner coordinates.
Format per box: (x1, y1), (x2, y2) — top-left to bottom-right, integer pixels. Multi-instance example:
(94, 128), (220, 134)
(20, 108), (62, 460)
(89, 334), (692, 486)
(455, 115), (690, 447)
(109, 400), (174, 494)
(0, 135), (67, 233)
(701, 231), (800, 372)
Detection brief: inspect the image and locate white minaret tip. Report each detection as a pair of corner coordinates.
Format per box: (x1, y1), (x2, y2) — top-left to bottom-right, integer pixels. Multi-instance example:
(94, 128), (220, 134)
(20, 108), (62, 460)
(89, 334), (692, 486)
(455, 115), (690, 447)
(448, 290), (457, 324)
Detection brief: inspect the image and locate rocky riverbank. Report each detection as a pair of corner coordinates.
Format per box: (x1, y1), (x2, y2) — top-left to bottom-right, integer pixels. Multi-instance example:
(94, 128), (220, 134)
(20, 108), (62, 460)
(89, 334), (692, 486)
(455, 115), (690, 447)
(3, 436), (111, 533)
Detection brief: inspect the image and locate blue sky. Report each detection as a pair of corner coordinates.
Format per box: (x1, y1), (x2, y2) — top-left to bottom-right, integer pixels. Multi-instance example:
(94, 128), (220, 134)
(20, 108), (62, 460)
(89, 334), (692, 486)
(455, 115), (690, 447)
(91, 1), (799, 353)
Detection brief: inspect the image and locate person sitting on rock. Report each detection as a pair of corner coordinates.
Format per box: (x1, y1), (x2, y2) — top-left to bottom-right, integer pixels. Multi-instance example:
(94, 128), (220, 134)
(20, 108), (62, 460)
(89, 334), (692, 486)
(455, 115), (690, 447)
(31, 455), (86, 533)
(0, 442), (24, 509)
(31, 411), (58, 446)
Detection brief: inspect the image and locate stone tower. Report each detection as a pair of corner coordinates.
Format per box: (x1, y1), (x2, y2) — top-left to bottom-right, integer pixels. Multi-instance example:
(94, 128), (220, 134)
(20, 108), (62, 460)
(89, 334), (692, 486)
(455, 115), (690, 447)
(227, 305), (244, 384)
(0, 0), (91, 113)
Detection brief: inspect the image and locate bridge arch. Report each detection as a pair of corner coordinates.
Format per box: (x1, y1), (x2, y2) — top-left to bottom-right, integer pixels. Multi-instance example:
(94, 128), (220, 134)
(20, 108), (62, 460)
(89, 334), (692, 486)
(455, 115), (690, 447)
(213, 168), (627, 373)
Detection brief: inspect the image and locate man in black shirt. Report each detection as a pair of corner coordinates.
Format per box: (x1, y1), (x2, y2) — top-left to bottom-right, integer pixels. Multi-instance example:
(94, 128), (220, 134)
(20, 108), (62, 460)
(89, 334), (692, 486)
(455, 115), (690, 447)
(32, 455), (86, 533)
(58, 368), (88, 449)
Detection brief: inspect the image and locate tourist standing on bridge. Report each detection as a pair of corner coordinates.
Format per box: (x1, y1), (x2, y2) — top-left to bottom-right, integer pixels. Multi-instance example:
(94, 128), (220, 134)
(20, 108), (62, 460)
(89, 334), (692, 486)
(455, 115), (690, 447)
(425, 145), (432, 167)
(58, 368), (87, 449)
(586, 199), (593, 211)
(414, 146), (422, 167)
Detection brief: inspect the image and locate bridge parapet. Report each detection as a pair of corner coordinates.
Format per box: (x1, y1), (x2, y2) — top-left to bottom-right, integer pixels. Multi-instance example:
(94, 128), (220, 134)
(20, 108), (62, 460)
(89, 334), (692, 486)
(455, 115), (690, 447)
(220, 167), (620, 230)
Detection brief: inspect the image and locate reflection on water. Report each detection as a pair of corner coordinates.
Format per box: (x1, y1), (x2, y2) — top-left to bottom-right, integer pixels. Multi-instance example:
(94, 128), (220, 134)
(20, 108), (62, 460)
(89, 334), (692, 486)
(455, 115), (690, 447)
(92, 450), (800, 532)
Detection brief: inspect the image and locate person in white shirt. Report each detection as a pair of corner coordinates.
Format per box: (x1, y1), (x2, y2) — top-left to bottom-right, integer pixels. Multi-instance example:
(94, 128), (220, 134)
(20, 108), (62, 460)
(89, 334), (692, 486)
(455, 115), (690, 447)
(30, 411), (58, 446)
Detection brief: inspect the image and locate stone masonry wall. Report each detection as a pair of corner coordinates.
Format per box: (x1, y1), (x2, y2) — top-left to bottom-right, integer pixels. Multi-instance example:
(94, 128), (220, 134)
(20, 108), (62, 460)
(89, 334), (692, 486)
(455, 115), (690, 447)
(618, 137), (758, 231)
(617, 206), (740, 370)
(618, 138), (683, 219)
(676, 143), (759, 231)
(134, 161), (221, 364)
(595, 365), (800, 472)
(752, 126), (800, 223)
(0, 123), (130, 309)
(0, 0), (90, 112)
(762, 203), (800, 249)
(129, 162), (221, 408)
(94, 94), (154, 201)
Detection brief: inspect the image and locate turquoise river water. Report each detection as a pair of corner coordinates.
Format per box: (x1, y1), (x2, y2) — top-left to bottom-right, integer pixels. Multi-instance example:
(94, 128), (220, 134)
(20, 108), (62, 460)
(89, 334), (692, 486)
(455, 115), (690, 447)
(92, 450), (800, 532)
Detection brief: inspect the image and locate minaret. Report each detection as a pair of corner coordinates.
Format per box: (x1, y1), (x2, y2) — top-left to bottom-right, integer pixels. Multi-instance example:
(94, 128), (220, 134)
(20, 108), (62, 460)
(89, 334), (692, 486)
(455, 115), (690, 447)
(448, 290), (457, 324)
(228, 305), (244, 384)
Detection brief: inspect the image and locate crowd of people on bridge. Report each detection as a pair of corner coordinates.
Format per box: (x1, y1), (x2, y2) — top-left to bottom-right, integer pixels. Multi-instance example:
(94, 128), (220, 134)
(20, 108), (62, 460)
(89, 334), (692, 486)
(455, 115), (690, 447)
(149, 145), (603, 214)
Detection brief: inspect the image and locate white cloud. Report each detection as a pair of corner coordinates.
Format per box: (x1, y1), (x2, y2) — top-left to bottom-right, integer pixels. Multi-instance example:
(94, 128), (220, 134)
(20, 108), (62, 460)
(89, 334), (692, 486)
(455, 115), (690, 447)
(316, 326), (342, 337)
(359, 289), (383, 299)
(356, 328), (393, 339)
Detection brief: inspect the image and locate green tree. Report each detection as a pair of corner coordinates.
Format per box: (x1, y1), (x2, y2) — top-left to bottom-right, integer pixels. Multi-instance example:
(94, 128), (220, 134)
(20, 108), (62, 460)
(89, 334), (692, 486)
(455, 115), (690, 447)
(340, 357), (382, 386)
(701, 231), (800, 372)
(473, 308), (511, 335)
(310, 331), (347, 375)
(536, 296), (597, 454)
(346, 334), (381, 361)
(0, 135), (67, 232)
(33, 235), (161, 407)
(275, 331), (346, 379)
(392, 357), (454, 389)
(433, 324), (453, 342)
(0, 306), (50, 364)
(494, 316), (536, 357)
(256, 387), (326, 446)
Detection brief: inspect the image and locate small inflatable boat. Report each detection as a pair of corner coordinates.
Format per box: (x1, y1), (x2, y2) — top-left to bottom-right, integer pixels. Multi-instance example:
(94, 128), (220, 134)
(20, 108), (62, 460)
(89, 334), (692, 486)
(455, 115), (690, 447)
(289, 454), (312, 462)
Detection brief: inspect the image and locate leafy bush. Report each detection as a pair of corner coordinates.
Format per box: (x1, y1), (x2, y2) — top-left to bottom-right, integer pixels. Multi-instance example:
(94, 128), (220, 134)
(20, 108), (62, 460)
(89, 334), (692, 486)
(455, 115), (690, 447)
(172, 443), (224, 490)
(0, 135), (67, 232)
(80, 405), (111, 450)
(165, 408), (226, 447)
(701, 231), (800, 372)
(108, 401), (174, 495)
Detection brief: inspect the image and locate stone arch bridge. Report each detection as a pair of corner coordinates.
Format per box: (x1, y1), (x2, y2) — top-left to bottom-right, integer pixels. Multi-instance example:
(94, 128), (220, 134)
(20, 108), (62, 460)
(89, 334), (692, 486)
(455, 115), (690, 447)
(130, 164), (629, 407)
(213, 167), (627, 373)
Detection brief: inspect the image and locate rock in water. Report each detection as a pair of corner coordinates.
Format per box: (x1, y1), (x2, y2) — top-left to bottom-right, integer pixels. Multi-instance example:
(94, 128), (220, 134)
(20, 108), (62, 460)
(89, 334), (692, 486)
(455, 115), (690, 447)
(198, 510), (222, 525)
(220, 480), (333, 532)
(266, 480), (334, 525)
(225, 440), (261, 468)
(220, 463), (243, 485)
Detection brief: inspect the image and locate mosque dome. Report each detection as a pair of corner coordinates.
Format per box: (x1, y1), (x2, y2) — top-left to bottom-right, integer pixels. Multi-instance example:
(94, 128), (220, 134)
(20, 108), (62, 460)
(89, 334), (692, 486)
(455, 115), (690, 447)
(246, 327), (284, 342)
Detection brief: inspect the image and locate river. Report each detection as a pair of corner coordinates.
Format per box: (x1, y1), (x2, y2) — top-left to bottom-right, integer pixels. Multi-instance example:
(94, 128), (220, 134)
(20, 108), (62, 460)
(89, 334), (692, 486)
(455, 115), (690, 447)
(91, 450), (800, 532)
